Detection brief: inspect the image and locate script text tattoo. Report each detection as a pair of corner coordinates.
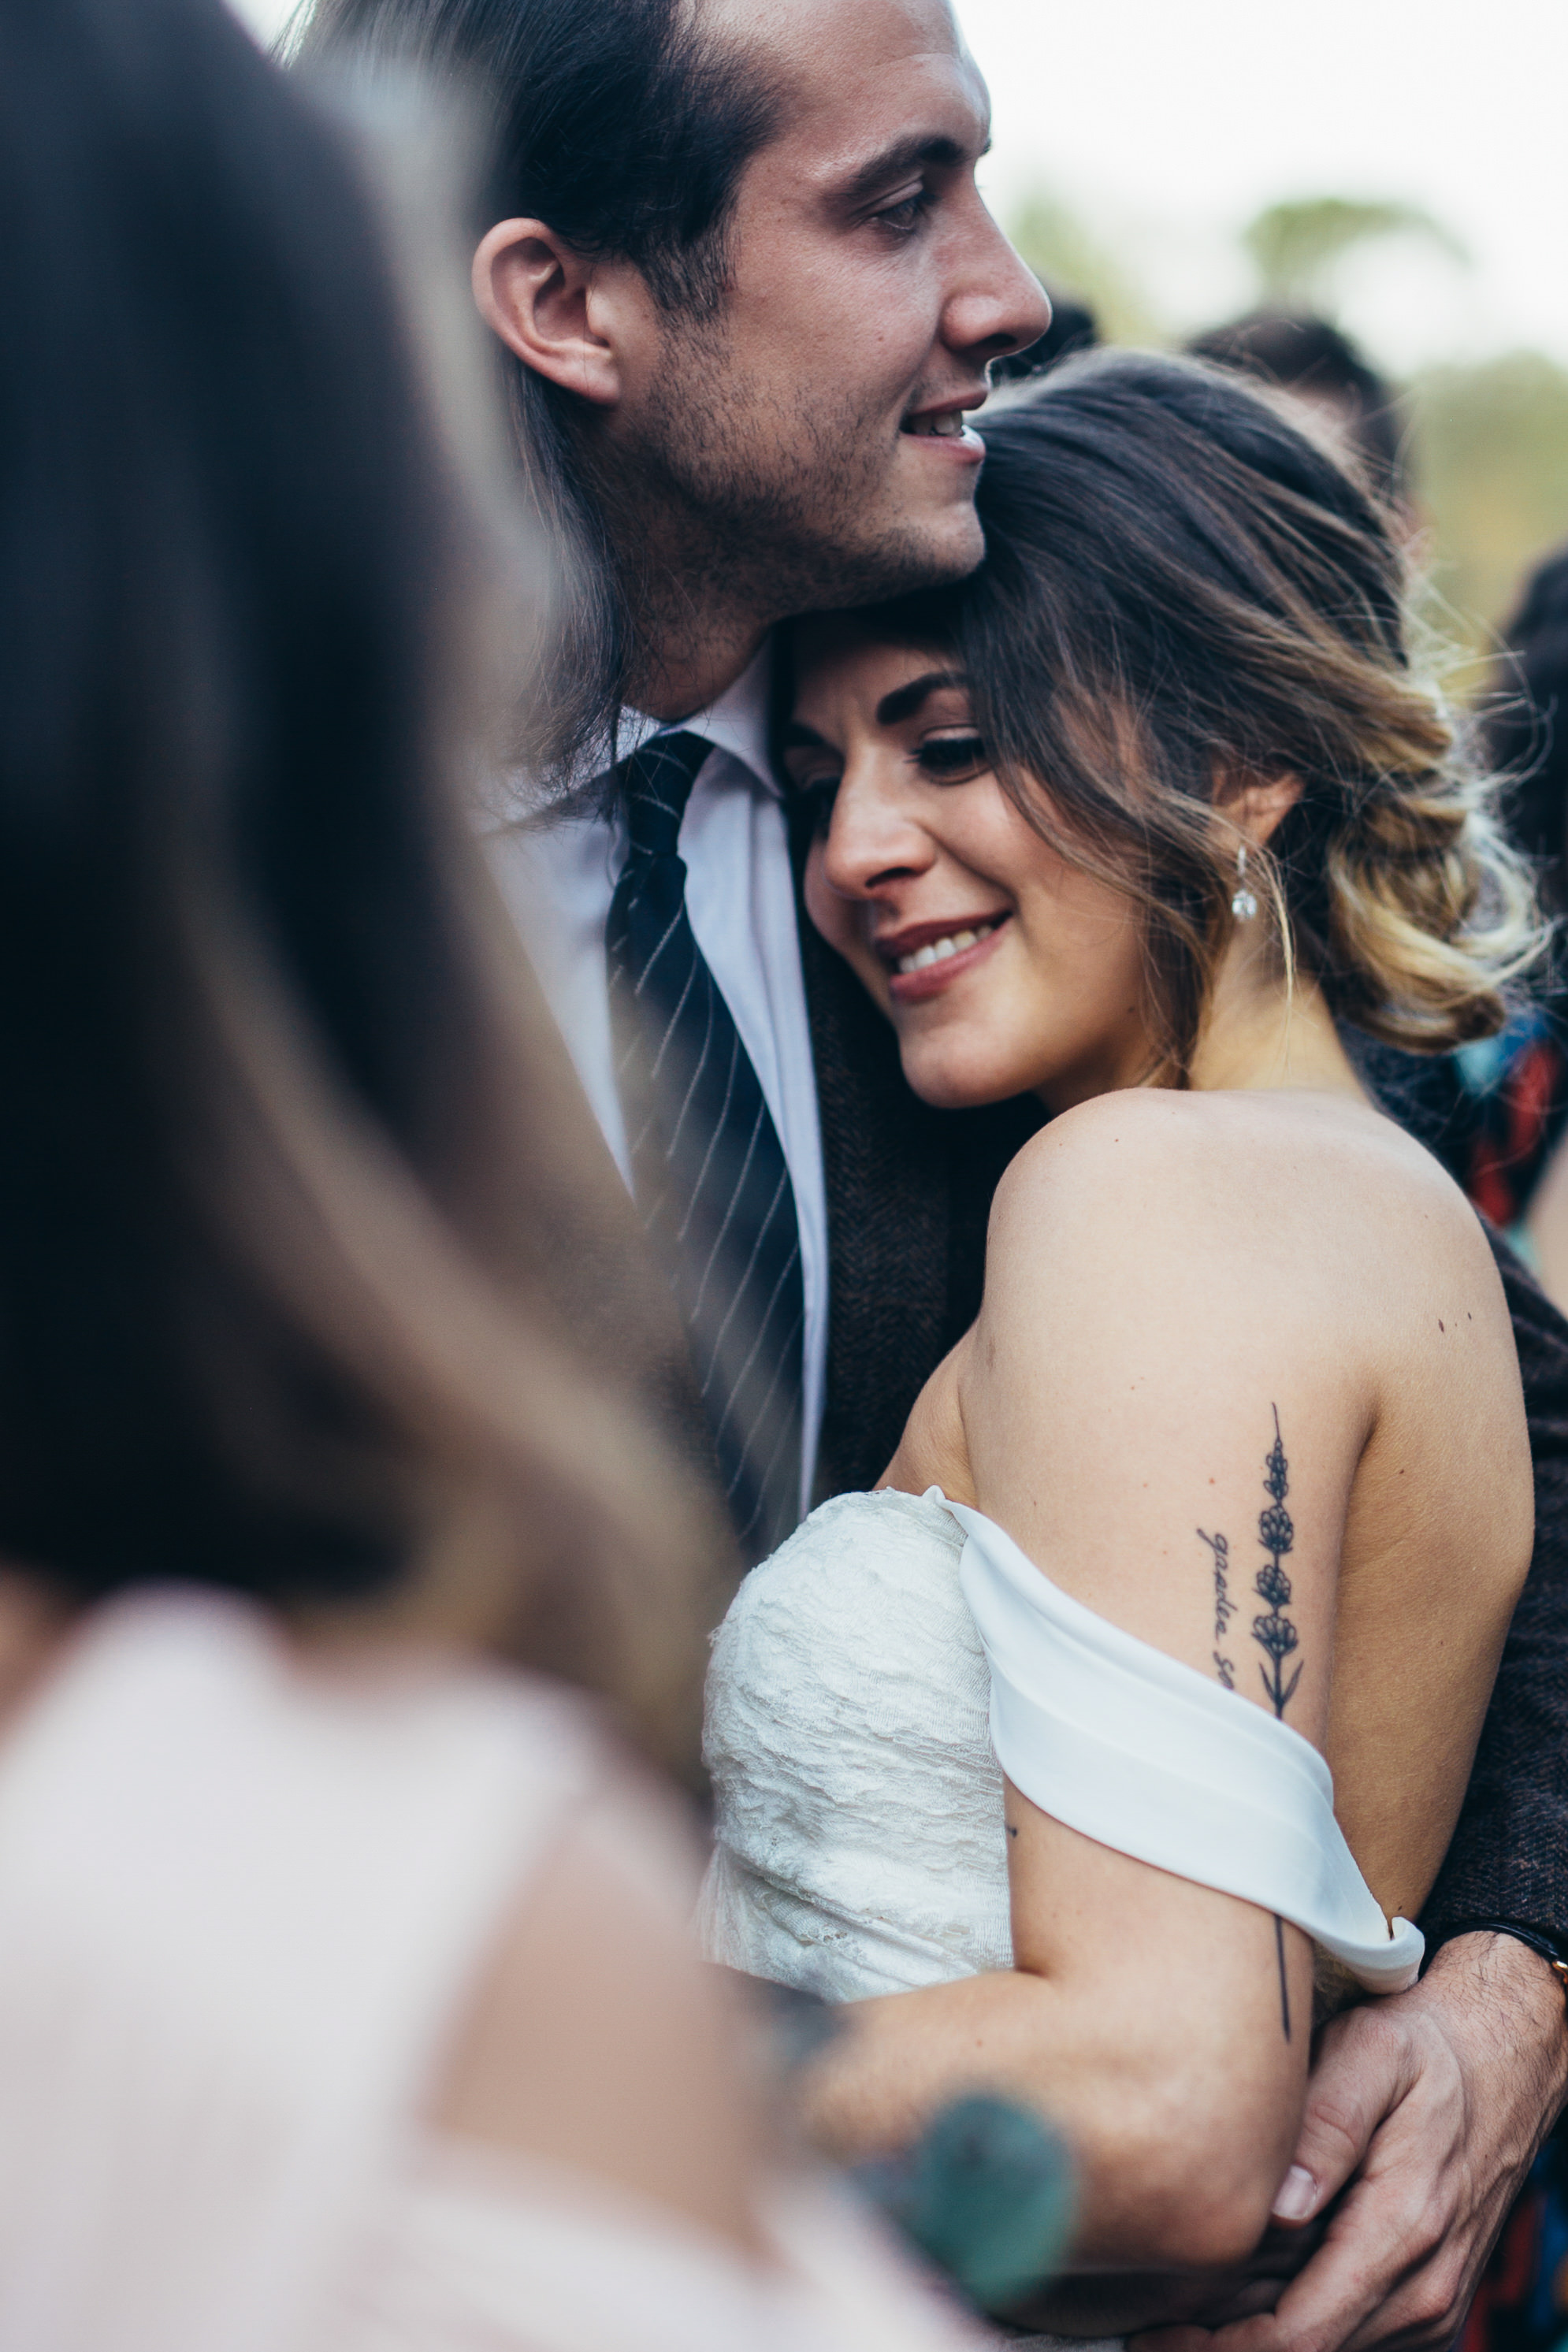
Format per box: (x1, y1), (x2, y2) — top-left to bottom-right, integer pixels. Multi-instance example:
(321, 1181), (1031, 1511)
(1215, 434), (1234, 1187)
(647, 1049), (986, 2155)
(1196, 1527), (1237, 1688)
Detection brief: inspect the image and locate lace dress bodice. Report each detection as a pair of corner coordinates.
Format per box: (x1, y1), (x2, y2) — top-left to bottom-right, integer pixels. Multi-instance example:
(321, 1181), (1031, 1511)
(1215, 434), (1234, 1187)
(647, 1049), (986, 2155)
(700, 1488), (1012, 1997)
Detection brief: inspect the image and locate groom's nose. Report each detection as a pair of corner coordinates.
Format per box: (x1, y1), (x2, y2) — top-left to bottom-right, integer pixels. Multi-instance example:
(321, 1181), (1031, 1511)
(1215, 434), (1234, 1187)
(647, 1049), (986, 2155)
(819, 772), (937, 900)
(939, 206), (1051, 368)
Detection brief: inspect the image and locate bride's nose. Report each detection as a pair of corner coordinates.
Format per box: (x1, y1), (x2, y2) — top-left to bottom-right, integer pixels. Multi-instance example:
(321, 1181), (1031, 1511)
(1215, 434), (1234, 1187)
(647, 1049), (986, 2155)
(818, 766), (937, 901)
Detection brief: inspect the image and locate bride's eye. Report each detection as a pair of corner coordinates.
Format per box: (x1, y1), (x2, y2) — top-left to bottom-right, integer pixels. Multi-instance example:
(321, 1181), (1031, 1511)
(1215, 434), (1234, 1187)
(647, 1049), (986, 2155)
(916, 732), (987, 783)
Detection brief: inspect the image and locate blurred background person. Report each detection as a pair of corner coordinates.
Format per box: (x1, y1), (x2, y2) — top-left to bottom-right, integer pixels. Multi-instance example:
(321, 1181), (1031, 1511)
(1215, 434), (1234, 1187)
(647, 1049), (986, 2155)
(1493, 548), (1568, 925)
(1440, 528), (1568, 2352)
(990, 286), (1099, 384)
(1186, 310), (1409, 511)
(1465, 548), (1568, 1299)
(0, 0), (988, 2342)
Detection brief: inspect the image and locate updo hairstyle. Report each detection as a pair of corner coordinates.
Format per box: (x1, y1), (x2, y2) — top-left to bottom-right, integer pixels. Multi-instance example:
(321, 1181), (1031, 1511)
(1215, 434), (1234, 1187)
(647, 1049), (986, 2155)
(874, 351), (1544, 1083)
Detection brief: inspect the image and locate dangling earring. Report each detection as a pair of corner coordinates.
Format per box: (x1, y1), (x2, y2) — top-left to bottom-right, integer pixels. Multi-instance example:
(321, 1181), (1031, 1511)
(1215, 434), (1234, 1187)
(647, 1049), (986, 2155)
(1231, 843), (1259, 923)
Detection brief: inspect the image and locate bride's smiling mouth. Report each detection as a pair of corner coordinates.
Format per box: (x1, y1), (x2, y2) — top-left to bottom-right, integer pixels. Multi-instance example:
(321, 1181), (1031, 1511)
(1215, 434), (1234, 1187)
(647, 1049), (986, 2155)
(876, 913), (1011, 1003)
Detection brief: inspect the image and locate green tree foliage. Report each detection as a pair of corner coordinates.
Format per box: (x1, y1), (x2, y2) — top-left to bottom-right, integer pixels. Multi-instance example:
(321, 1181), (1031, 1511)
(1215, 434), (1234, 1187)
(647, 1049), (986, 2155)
(1408, 353), (1568, 653)
(1005, 189), (1159, 347)
(1242, 197), (1469, 312)
(998, 184), (1568, 661)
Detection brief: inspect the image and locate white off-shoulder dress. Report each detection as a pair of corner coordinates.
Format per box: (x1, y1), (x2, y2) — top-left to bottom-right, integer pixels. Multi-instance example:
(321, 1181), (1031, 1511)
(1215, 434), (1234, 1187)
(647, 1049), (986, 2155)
(699, 1488), (1421, 2341)
(700, 1487), (1418, 1999)
(0, 1589), (984, 2352)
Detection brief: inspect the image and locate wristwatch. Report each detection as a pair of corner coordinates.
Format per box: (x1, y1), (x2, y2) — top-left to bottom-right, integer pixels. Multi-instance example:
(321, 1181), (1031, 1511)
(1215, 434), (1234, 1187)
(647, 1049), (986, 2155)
(1429, 1917), (1568, 2008)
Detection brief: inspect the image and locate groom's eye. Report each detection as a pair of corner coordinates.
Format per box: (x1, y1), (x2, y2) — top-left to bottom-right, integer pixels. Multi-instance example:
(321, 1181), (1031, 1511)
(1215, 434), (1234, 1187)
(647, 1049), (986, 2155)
(916, 733), (987, 782)
(872, 184), (934, 236)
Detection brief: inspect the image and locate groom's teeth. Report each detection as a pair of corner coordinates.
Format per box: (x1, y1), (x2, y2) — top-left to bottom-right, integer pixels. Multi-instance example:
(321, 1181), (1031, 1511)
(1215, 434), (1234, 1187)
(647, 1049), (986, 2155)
(905, 411), (967, 437)
(895, 922), (994, 975)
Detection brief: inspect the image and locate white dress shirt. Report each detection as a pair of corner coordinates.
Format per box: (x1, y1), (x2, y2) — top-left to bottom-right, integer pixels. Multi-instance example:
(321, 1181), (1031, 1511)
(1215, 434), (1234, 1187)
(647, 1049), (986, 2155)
(488, 646), (827, 1518)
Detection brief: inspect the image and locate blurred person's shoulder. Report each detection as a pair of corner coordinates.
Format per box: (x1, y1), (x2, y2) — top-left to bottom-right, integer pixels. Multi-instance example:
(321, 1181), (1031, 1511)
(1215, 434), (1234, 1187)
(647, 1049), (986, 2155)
(429, 1761), (772, 2256)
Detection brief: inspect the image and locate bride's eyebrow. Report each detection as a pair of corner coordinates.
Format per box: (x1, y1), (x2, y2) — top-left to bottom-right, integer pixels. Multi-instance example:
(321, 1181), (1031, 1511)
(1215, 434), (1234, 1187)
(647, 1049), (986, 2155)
(875, 670), (969, 726)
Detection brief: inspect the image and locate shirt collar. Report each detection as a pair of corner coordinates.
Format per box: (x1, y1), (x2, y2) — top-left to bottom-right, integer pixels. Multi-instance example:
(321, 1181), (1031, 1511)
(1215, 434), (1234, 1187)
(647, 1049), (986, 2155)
(624, 639), (776, 798)
(504, 641), (776, 830)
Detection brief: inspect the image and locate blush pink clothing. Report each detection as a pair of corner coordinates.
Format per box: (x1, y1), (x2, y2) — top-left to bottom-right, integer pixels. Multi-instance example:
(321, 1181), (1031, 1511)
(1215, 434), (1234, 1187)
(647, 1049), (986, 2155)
(0, 1591), (980, 2352)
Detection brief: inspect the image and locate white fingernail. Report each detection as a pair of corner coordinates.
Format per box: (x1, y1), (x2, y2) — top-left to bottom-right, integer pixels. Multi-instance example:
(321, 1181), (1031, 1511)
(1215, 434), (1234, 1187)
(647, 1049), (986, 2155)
(1273, 2164), (1317, 2221)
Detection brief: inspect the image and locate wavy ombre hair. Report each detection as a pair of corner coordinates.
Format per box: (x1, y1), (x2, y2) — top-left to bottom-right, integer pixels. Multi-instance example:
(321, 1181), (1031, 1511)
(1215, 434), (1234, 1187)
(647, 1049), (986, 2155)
(860, 350), (1544, 1083)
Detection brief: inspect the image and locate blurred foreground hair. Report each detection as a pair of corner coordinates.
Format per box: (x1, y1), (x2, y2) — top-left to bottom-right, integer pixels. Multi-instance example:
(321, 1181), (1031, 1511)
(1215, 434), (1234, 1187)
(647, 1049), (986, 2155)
(847, 351), (1542, 1082)
(0, 0), (719, 1767)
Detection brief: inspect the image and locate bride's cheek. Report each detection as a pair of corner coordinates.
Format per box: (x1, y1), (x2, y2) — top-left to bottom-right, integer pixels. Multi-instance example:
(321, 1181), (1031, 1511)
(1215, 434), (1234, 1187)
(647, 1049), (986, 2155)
(802, 844), (838, 935)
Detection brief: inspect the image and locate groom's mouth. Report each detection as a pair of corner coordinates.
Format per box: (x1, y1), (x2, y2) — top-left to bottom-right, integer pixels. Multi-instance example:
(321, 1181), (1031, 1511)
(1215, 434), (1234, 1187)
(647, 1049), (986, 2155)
(900, 395), (986, 455)
(877, 913), (1009, 1002)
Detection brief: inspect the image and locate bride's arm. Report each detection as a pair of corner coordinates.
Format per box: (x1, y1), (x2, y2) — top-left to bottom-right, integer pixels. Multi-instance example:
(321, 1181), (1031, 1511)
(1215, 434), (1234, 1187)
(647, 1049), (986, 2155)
(797, 1093), (1529, 2280)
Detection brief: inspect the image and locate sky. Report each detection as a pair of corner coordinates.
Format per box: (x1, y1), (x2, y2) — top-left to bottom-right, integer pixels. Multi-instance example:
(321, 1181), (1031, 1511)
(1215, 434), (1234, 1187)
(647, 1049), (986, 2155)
(236, 0), (1568, 373)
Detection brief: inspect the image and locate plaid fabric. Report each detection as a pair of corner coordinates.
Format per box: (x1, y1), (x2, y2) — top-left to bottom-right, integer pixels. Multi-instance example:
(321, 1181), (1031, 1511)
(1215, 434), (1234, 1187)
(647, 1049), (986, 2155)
(1458, 1007), (1568, 1234)
(1463, 2142), (1568, 2352)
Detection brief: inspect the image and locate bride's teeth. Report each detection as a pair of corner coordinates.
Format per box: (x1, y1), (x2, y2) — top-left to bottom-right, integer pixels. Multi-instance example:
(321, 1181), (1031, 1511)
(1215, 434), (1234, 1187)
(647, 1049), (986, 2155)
(895, 921), (995, 975)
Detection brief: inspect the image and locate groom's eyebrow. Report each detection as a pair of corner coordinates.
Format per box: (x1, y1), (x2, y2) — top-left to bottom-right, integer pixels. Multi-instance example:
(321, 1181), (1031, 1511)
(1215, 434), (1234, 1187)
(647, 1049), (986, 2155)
(875, 671), (968, 726)
(836, 130), (989, 209)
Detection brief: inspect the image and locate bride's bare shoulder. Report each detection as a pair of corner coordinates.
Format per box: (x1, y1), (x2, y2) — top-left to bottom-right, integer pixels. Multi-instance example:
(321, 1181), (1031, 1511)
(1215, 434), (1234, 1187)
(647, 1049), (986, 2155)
(988, 1084), (1497, 1307)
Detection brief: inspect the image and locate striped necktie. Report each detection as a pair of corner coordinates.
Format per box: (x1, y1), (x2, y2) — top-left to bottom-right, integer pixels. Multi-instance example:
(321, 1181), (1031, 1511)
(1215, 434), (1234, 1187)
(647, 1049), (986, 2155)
(606, 731), (804, 1559)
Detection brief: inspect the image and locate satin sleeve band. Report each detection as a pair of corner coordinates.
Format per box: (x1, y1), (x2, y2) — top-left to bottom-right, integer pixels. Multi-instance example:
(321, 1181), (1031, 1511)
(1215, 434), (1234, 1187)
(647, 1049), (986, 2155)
(946, 1499), (1423, 1993)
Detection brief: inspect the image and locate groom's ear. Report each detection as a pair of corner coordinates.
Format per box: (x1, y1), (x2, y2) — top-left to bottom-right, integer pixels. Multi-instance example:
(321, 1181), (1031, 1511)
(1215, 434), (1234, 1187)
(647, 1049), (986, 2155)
(471, 217), (638, 409)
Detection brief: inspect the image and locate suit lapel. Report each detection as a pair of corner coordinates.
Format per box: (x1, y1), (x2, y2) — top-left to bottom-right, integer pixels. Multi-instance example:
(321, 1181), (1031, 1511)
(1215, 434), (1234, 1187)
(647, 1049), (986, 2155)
(504, 935), (738, 1571)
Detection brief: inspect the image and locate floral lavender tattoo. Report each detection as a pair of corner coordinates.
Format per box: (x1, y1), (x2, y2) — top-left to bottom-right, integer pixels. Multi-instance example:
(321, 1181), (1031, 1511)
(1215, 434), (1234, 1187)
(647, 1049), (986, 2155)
(1195, 1406), (1302, 2040)
(1252, 1409), (1302, 1722)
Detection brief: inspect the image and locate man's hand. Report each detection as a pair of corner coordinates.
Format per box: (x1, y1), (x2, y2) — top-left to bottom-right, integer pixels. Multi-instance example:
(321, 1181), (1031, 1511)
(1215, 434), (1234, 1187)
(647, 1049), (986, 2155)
(1131, 1934), (1568, 2352)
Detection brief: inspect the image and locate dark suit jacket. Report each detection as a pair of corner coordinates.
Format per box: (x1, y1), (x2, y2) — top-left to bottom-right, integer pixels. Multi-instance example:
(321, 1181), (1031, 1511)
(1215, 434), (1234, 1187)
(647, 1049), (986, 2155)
(801, 915), (1568, 1948)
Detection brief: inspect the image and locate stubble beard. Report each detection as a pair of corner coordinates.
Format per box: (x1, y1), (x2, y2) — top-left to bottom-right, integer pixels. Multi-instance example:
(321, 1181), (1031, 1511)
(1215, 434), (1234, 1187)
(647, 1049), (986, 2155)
(604, 314), (985, 652)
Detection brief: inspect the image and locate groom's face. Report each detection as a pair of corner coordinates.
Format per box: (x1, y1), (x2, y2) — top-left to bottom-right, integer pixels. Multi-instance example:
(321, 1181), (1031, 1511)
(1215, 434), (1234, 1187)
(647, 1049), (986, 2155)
(604, 0), (1050, 612)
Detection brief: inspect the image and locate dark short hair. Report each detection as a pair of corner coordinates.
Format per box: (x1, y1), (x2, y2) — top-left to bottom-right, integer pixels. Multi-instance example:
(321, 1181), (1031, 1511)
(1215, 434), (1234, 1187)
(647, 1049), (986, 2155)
(1488, 543), (1568, 916)
(821, 351), (1538, 1076)
(1186, 311), (1406, 506)
(0, 0), (712, 1744)
(295, 0), (782, 771)
(990, 287), (1098, 385)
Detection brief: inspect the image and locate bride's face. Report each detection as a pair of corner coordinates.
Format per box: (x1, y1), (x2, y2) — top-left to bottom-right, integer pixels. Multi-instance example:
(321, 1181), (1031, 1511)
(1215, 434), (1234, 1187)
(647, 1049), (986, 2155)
(791, 630), (1152, 1112)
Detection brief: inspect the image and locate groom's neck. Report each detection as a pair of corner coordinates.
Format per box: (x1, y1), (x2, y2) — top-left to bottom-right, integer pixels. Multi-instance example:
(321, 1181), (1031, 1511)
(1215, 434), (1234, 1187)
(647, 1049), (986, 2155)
(624, 592), (768, 724)
(597, 458), (778, 723)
